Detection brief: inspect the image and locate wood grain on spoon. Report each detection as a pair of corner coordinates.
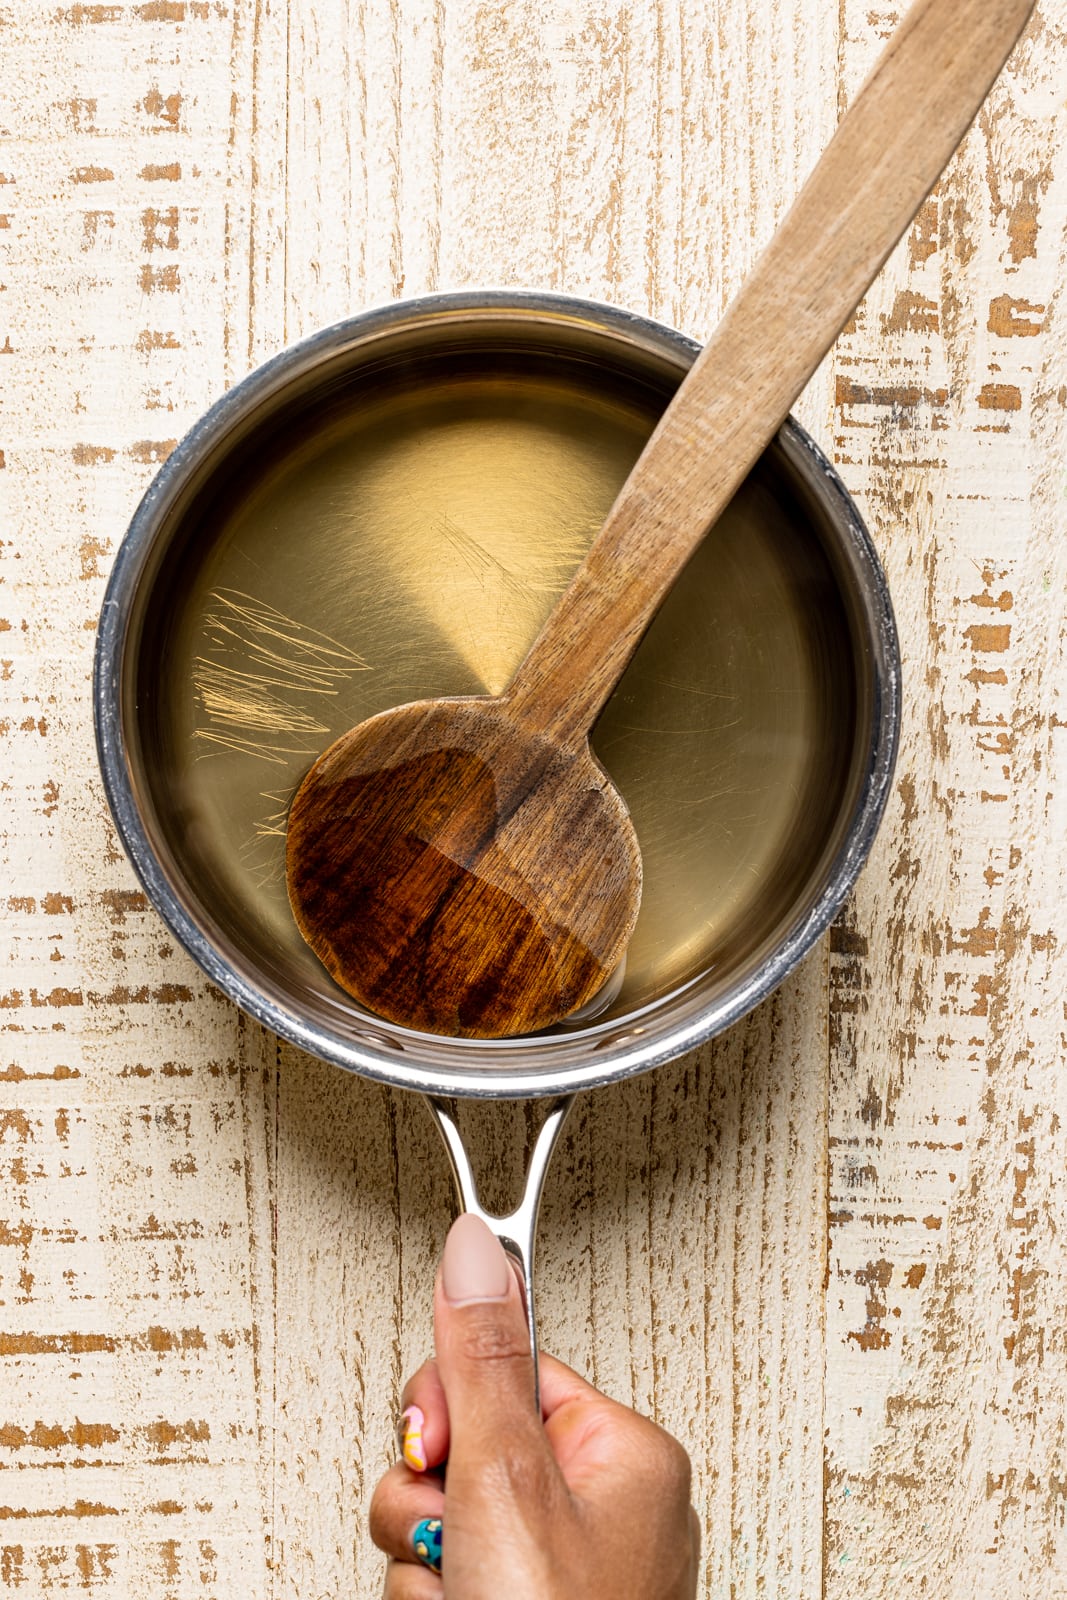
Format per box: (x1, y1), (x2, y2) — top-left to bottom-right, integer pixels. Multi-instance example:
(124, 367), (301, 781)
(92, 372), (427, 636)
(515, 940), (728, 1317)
(287, 701), (641, 1037)
(287, 0), (1035, 1039)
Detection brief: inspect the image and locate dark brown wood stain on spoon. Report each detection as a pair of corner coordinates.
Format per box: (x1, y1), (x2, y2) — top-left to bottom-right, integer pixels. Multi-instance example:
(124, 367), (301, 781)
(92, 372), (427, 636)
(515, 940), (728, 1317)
(286, 699), (641, 1037)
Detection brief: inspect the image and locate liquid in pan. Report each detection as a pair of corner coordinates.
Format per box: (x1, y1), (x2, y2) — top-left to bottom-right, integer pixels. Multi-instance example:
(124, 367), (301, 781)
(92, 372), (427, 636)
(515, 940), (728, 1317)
(135, 350), (858, 1037)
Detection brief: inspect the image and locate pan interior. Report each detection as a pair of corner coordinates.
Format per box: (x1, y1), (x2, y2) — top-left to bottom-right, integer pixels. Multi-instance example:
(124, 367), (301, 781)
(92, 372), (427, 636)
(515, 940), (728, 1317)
(128, 319), (863, 1045)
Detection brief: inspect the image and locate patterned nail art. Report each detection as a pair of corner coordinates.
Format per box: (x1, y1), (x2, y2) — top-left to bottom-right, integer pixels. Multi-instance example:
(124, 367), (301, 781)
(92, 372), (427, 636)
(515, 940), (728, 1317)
(397, 1404), (427, 1472)
(412, 1517), (442, 1575)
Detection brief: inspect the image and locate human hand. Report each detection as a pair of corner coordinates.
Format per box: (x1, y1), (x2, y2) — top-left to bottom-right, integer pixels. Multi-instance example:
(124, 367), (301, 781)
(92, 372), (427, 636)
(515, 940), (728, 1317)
(370, 1214), (699, 1598)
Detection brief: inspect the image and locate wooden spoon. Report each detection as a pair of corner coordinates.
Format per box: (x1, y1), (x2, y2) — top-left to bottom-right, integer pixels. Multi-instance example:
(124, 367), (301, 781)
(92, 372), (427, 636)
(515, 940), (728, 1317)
(287, 0), (1034, 1039)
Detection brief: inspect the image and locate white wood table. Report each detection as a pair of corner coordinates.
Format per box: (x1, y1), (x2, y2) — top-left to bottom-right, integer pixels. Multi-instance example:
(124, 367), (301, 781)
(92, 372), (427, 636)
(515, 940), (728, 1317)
(1, 3), (1064, 1595)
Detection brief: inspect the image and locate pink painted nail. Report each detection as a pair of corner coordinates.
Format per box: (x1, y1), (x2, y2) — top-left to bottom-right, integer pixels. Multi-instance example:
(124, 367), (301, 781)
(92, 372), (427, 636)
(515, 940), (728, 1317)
(441, 1214), (511, 1305)
(398, 1404), (427, 1472)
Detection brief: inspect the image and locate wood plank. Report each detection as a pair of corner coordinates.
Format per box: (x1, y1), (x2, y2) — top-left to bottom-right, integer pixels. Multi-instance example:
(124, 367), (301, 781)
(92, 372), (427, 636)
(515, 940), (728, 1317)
(0, 1), (282, 1592)
(825, 2), (1067, 1592)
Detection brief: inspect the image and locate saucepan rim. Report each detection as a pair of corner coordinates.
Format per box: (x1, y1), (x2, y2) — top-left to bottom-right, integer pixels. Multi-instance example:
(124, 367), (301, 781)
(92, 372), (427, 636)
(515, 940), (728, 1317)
(93, 288), (900, 1098)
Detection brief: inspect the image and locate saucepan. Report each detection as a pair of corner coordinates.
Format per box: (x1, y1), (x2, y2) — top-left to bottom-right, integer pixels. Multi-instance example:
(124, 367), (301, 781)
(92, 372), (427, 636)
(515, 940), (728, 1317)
(93, 291), (900, 1372)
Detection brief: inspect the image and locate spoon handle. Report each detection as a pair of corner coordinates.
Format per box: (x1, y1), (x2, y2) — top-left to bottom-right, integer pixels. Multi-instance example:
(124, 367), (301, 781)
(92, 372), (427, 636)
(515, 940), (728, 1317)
(505, 0), (1035, 746)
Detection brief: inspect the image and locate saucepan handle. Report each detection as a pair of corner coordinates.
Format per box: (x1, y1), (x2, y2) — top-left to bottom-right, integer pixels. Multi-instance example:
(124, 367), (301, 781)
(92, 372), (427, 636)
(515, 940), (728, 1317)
(423, 1094), (574, 1411)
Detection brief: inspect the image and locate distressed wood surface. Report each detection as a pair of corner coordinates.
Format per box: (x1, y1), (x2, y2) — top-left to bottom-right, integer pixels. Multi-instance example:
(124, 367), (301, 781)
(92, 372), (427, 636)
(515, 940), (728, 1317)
(0, 3), (1063, 1597)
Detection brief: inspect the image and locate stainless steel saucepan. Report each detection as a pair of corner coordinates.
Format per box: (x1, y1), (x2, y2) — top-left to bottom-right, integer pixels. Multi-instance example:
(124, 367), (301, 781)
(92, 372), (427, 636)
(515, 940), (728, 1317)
(94, 292), (899, 1375)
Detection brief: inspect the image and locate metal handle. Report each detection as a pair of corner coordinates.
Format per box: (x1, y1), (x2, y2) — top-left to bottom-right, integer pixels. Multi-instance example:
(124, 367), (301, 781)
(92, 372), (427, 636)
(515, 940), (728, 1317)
(424, 1094), (573, 1411)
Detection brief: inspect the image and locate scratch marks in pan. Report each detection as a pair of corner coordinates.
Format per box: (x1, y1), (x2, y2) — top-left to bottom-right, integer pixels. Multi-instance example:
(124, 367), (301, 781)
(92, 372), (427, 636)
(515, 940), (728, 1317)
(190, 590), (369, 886)
(191, 588), (368, 765)
(246, 789), (294, 847)
(430, 508), (586, 603)
(434, 512), (542, 604)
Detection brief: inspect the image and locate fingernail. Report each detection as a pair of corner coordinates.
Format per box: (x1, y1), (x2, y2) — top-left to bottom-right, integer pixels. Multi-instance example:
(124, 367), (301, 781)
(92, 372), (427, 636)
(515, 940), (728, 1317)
(412, 1516), (442, 1575)
(441, 1214), (511, 1305)
(397, 1404), (427, 1472)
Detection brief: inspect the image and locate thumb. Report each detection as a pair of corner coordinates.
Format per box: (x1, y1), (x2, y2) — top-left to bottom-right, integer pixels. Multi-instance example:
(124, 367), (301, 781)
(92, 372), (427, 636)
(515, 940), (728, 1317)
(433, 1215), (547, 1471)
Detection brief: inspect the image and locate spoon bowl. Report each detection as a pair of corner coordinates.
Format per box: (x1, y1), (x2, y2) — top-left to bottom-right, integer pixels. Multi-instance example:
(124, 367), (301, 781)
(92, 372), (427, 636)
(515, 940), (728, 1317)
(287, 697), (640, 1036)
